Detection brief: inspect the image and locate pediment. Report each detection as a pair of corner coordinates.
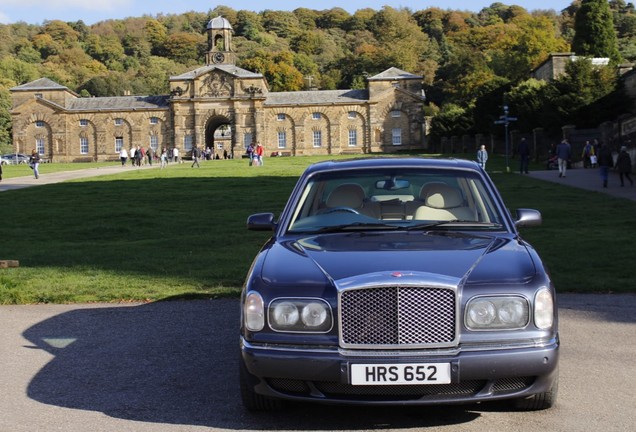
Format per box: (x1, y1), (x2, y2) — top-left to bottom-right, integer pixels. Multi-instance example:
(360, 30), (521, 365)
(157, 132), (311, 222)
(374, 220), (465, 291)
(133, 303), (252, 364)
(197, 69), (234, 98)
(11, 96), (65, 114)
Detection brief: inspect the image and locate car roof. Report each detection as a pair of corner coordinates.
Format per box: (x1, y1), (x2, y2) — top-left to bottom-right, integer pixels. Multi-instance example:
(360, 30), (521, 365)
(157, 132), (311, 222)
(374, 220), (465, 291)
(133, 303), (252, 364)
(303, 157), (480, 175)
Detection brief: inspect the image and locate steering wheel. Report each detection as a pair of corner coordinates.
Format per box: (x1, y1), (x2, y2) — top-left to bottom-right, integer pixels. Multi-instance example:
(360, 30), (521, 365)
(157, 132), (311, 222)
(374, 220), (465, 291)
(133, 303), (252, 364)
(322, 206), (360, 215)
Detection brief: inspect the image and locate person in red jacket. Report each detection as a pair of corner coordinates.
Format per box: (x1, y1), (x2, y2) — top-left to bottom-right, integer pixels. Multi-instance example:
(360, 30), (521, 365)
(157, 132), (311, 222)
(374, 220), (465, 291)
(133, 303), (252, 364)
(255, 142), (264, 166)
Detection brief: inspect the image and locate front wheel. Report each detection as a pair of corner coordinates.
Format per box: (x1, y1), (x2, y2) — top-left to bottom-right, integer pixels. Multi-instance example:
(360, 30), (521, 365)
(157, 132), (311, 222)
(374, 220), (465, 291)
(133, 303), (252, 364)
(512, 375), (558, 410)
(239, 360), (284, 411)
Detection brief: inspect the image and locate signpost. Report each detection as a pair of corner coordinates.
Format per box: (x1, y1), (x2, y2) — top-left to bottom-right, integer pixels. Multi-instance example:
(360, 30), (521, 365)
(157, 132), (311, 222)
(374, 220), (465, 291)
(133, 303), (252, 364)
(494, 105), (517, 173)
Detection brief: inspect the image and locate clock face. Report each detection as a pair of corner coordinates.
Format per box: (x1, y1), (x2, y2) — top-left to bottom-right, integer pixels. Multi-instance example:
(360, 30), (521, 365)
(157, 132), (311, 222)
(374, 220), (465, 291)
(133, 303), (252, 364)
(213, 52), (225, 63)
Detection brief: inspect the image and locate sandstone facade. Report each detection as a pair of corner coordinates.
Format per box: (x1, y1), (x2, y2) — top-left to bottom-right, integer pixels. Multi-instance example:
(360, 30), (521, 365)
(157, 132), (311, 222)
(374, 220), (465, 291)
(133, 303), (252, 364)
(10, 17), (428, 162)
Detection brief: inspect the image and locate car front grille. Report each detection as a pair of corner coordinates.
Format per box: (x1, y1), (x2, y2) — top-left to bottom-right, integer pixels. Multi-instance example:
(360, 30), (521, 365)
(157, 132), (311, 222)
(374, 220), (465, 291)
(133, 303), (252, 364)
(339, 286), (456, 349)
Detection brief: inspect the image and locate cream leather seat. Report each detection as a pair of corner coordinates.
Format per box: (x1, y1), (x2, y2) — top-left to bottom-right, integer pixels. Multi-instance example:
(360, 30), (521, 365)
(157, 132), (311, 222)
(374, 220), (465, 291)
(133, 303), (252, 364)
(414, 183), (474, 221)
(324, 183), (380, 218)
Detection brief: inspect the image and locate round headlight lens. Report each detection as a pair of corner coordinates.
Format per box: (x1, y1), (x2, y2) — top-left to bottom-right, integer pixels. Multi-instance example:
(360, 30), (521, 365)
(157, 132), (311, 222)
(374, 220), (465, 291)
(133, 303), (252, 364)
(467, 299), (496, 327)
(498, 298), (528, 325)
(272, 301), (299, 327)
(301, 302), (328, 327)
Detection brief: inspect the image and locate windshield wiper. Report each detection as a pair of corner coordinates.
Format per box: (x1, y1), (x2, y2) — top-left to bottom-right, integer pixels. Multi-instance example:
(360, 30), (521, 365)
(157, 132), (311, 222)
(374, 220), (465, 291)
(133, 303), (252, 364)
(406, 220), (503, 231)
(310, 222), (401, 233)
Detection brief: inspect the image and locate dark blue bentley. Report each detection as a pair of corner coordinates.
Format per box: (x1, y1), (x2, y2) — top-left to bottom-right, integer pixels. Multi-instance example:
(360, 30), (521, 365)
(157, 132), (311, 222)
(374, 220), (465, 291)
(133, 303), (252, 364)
(240, 157), (558, 411)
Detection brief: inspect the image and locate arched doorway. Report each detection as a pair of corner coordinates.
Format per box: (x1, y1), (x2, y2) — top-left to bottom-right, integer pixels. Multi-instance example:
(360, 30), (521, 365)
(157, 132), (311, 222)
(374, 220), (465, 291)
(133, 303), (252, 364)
(204, 115), (233, 159)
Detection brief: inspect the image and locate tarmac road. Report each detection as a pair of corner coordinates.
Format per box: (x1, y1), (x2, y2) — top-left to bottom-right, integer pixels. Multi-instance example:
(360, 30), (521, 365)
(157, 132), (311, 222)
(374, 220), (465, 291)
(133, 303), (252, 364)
(0, 295), (634, 432)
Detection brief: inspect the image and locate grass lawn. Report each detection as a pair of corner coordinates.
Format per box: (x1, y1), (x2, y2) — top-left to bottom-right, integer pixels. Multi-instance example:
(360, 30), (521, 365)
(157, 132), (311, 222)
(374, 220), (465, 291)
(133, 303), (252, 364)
(1, 153), (634, 304)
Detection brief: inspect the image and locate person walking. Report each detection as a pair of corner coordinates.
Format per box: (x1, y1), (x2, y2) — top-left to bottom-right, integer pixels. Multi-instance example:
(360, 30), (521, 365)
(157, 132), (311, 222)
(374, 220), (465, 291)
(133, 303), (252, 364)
(616, 146), (633, 187)
(191, 146), (201, 168)
(29, 149), (40, 179)
(146, 146), (154, 165)
(476, 144), (488, 170)
(160, 149), (168, 169)
(597, 142), (614, 188)
(119, 147), (128, 166)
(555, 139), (571, 178)
(518, 138), (530, 174)
(255, 142), (264, 166)
(129, 146), (136, 166)
(246, 143), (254, 166)
(581, 140), (595, 169)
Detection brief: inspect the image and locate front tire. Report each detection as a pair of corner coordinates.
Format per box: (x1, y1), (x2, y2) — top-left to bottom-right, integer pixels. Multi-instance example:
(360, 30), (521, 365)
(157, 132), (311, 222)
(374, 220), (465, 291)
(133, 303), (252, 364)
(239, 360), (284, 411)
(513, 375), (558, 410)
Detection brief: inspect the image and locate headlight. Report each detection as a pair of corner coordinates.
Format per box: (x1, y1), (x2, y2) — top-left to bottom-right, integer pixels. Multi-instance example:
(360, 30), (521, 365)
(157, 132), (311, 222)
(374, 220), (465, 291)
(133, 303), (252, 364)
(244, 291), (264, 331)
(534, 288), (554, 329)
(466, 296), (529, 330)
(269, 298), (332, 333)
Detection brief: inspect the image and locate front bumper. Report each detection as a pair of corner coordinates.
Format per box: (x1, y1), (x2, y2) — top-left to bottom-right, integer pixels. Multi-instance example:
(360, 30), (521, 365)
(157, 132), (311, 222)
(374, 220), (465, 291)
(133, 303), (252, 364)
(240, 336), (559, 405)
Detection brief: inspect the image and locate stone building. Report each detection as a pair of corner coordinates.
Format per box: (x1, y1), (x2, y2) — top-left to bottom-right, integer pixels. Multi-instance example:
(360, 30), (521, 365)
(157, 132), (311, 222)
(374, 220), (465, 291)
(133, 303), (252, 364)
(10, 16), (428, 162)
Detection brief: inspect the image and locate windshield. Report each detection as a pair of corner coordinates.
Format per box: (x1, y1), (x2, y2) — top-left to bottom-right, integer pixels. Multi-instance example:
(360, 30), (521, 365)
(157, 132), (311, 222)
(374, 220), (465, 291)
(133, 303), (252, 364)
(287, 168), (505, 233)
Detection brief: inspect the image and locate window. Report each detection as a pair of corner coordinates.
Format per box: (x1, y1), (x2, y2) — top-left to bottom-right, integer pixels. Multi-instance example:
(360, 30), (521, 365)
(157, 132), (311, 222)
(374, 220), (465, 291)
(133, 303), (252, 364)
(35, 120), (44, 128)
(348, 111), (357, 119)
(312, 112), (321, 120)
(392, 128), (402, 146)
(79, 119), (88, 127)
(80, 137), (89, 154)
(391, 110), (401, 118)
(115, 137), (124, 152)
(313, 130), (322, 148)
(278, 131), (287, 149)
(183, 135), (193, 152)
(243, 133), (253, 149)
(150, 117), (159, 124)
(114, 118), (123, 126)
(348, 129), (357, 147)
(36, 137), (45, 154)
(277, 113), (285, 121)
(150, 135), (159, 152)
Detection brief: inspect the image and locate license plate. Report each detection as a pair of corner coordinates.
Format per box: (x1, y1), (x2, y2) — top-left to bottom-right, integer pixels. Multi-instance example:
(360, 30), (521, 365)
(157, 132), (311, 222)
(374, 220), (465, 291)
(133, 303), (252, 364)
(350, 363), (451, 385)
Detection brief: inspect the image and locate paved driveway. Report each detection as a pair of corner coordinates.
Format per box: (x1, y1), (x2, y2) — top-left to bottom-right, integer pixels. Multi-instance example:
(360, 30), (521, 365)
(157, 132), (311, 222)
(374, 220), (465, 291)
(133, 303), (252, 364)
(0, 295), (634, 432)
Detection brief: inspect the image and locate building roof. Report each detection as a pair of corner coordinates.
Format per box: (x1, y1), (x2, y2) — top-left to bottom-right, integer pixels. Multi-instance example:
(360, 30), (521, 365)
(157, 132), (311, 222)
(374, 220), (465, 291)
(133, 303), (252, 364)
(207, 16), (233, 30)
(66, 95), (170, 111)
(169, 64), (262, 81)
(10, 77), (70, 92)
(368, 67), (423, 81)
(265, 89), (369, 106)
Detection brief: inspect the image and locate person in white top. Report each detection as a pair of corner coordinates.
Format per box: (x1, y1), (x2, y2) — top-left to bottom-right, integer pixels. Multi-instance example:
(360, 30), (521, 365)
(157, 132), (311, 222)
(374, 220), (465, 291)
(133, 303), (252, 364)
(173, 147), (180, 163)
(119, 147), (128, 166)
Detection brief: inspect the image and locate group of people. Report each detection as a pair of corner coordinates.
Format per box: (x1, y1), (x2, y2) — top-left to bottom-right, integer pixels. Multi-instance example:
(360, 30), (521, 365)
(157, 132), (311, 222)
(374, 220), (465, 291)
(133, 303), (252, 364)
(246, 142), (264, 166)
(555, 138), (632, 188)
(476, 137), (633, 188)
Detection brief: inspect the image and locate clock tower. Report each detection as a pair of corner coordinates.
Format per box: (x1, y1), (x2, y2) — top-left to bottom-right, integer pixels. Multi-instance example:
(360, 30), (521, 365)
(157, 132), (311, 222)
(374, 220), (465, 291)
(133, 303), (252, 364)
(205, 16), (236, 65)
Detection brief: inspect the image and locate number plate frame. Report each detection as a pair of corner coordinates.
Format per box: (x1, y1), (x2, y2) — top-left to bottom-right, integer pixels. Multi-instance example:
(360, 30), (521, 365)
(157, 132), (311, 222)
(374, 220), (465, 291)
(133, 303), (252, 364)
(350, 363), (451, 385)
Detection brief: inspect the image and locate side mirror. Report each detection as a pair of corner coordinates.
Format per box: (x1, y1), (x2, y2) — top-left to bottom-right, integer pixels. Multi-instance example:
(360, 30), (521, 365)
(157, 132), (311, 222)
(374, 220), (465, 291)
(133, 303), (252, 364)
(514, 208), (542, 228)
(247, 213), (276, 231)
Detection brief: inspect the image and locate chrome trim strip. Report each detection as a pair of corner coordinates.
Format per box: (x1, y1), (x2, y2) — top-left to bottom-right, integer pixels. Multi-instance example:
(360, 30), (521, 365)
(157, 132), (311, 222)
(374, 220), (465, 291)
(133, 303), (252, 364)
(241, 337), (558, 356)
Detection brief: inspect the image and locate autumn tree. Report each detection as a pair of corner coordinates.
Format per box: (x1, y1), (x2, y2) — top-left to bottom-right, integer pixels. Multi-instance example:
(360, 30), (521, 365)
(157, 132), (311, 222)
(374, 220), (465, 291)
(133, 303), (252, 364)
(572, 0), (622, 61)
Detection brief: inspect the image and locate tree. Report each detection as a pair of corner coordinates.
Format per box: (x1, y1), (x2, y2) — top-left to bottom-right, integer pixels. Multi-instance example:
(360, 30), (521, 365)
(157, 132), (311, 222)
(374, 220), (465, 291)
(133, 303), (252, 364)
(163, 32), (206, 65)
(144, 19), (168, 56)
(0, 85), (13, 147)
(572, 0), (622, 61)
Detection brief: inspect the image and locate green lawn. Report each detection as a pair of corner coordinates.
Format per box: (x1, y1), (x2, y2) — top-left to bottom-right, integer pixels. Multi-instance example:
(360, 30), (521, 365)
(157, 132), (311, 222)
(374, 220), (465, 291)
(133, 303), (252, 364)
(1, 153), (633, 304)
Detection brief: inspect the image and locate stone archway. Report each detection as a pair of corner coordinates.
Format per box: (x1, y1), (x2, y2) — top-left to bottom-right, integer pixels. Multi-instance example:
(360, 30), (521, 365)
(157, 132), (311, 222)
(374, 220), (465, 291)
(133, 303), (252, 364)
(204, 115), (232, 159)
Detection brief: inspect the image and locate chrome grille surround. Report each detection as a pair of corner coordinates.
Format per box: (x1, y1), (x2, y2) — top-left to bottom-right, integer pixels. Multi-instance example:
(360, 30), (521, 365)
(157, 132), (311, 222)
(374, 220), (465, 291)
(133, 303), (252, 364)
(339, 282), (459, 350)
